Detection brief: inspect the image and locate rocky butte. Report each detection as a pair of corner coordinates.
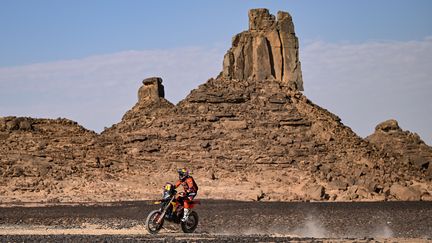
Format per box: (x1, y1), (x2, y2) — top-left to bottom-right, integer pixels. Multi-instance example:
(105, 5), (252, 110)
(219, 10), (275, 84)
(0, 9), (431, 203)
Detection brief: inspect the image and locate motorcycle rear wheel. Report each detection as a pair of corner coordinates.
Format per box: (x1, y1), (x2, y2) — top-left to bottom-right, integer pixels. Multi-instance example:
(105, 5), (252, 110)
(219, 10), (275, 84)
(181, 211), (199, 233)
(146, 210), (164, 234)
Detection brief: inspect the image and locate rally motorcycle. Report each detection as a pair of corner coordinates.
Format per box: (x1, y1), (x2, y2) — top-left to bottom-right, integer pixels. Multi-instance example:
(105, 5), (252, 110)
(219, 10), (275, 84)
(145, 183), (199, 234)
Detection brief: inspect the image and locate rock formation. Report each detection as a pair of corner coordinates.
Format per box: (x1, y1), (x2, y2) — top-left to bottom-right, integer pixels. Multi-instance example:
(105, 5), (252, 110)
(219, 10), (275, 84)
(1, 9), (431, 203)
(138, 77), (165, 102)
(110, 77), (174, 133)
(367, 119), (432, 177)
(221, 9), (303, 91)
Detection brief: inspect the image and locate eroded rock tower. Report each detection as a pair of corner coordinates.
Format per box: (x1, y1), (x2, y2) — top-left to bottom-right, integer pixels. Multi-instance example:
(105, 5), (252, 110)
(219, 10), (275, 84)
(222, 8), (303, 90)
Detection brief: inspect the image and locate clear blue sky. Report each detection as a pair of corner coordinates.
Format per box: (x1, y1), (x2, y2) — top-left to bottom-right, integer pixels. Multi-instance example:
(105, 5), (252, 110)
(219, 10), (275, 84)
(1, 1), (432, 145)
(1, 0), (431, 67)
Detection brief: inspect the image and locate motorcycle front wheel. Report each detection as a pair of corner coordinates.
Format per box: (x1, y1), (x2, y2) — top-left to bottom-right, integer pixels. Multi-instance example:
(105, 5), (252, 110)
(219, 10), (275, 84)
(181, 211), (199, 233)
(146, 210), (164, 234)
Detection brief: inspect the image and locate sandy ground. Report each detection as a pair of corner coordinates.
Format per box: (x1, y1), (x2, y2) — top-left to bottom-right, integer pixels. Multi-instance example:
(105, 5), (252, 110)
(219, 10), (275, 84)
(0, 201), (431, 242)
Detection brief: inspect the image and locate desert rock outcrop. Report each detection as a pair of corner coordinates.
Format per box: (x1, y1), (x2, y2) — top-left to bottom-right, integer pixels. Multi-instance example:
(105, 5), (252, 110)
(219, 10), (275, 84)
(1, 9), (431, 203)
(102, 71), (431, 201)
(109, 77), (174, 133)
(367, 119), (432, 178)
(221, 8), (303, 91)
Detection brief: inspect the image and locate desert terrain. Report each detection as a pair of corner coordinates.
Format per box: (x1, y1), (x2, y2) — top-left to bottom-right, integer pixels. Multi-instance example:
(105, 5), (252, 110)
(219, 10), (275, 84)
(1, 8), (431, 204)
(1, 201), (431, 242)
(1, 8), (432, 243)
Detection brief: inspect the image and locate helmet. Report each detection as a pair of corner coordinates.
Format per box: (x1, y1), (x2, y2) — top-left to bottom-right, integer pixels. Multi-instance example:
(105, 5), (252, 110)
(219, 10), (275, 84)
(178, 168), (189, 180)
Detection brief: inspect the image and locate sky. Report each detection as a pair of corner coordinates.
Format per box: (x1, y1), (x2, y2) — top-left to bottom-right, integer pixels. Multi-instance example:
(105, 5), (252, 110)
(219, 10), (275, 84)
(0, 1), (431, 145)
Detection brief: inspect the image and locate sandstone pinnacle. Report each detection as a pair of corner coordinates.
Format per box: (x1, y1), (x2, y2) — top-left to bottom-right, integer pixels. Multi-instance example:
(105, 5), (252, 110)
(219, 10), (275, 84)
(114, 76), (174, 131)
(138, 77), (165, 102)
(222, 8), (303, 91)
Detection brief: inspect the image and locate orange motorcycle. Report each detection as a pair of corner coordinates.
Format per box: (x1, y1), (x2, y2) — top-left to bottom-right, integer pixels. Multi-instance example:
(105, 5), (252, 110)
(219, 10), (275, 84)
(145, 183), (199, 234)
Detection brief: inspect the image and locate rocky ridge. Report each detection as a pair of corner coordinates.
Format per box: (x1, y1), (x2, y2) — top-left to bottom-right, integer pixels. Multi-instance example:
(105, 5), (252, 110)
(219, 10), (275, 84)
(1, 9), (431, 203)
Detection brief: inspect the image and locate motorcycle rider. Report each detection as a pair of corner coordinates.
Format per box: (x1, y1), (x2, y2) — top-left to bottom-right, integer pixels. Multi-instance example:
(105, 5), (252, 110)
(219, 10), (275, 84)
(175, 168), (198, 222)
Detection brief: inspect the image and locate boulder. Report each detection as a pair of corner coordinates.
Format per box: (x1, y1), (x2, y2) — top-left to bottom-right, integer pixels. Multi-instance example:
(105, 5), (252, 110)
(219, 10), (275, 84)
(390, 184), (421, 201)
(304, 185), (325, 201)
(327, 180), (348, 191)
(421, 193), (432, 201)
(1, 117), (34, 131)
(221, 120), (248, 130)
(375, 119), (401, 132)
(18, 119), (33, 130)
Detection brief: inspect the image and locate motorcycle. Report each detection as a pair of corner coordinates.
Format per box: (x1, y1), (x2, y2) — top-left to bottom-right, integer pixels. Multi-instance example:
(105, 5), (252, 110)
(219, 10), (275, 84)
(145, 183), (199, 234)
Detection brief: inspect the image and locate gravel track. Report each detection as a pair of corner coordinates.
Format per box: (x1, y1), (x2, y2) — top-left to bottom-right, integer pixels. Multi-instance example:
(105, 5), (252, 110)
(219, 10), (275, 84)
(0, 201), (431, 242)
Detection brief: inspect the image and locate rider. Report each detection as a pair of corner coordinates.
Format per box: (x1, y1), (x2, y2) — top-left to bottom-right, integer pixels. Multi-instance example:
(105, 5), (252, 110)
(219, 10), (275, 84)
(175, 168), (198, 222)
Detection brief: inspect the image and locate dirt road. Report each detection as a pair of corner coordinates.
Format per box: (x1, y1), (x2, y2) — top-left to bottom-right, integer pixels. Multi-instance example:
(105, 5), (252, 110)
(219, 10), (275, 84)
(0, 201), (431, 242)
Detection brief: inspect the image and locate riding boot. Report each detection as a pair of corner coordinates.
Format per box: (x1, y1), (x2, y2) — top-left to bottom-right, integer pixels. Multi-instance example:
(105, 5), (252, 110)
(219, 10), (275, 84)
(181, 208), (190, 222)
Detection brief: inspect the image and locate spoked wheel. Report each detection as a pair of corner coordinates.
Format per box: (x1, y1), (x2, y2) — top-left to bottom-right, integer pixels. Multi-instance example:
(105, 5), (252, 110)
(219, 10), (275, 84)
(181, 211), (199, 233)
(146, 210), (164, 234)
